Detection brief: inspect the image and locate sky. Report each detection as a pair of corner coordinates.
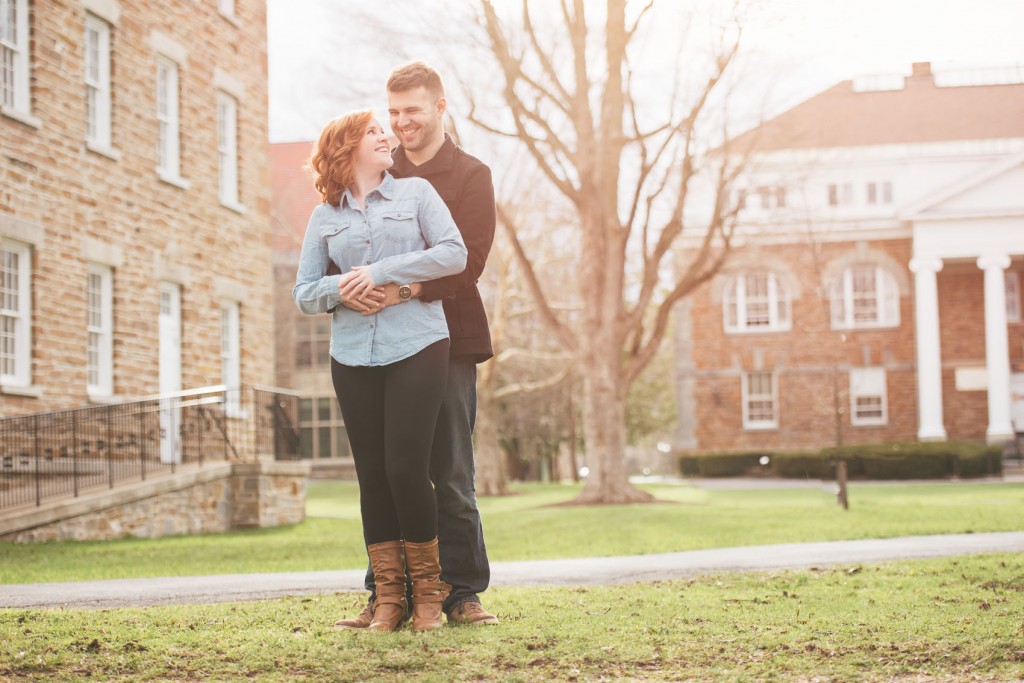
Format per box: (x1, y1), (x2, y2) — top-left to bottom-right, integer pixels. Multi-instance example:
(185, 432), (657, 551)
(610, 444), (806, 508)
(266, 0), (1024, 143)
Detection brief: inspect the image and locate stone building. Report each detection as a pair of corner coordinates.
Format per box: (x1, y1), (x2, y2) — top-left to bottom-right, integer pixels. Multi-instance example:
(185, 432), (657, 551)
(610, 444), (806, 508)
(0, 0), (274, 415)
(677, 63), (1024, 453)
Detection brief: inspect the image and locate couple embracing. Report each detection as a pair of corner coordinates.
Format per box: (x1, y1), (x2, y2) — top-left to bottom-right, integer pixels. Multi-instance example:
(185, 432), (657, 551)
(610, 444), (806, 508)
(292, 62), (497, 631)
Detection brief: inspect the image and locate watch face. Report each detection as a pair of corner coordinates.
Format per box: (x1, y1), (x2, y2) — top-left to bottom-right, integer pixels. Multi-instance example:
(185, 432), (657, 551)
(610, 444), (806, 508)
(399, 284), (412, 300)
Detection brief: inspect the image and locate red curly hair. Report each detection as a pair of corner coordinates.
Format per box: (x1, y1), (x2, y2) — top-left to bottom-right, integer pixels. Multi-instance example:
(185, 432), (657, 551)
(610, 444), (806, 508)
(310, 109), (374, 207)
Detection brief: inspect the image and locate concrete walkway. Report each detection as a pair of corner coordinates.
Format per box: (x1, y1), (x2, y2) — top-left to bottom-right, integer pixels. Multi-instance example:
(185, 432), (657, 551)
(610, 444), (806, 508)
(3, 531), (1023, 610)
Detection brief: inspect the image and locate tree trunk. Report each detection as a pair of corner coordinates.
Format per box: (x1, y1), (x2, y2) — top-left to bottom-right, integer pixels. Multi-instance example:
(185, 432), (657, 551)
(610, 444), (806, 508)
(575, 348), (653, 504)
(474, 360), (510, 496)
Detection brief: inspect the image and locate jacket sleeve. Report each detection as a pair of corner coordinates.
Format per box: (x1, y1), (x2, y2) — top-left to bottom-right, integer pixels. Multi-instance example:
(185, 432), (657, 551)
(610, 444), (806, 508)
(368, 183), (468, 285)
(417, 164), (495, 302)
(292, 208), (344, 315)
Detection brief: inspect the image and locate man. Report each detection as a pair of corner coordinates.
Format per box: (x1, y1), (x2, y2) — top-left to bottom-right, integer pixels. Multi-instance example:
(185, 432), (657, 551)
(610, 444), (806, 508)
(334, 61), (498, 627)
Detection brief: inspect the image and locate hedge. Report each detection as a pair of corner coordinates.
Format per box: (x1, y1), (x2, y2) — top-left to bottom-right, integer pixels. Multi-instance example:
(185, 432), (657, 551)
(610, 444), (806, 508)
(678, 440), (1003, 480)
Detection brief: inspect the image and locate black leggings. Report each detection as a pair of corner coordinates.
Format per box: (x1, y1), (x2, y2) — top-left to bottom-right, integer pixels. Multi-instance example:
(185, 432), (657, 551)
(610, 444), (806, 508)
(331, 339), (449, 545)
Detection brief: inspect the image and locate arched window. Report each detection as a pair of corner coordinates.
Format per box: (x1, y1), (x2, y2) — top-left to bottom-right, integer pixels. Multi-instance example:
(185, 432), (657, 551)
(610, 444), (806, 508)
(830, 264), (900, 329)
(724, 272), (790, 333)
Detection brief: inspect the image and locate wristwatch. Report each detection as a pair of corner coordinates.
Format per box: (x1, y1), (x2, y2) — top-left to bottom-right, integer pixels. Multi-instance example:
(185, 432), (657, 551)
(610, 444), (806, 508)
(398, 284), (413, 301)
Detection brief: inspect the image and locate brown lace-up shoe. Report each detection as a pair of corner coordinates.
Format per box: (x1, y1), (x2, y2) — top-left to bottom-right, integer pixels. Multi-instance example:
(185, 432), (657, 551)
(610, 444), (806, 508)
(333, 598), (374, 630)
(448, 601), (499, 626)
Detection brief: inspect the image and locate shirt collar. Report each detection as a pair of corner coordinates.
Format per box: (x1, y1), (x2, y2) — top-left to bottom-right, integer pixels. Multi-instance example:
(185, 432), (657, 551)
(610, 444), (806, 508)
(341, 172), (396, 208)
(391, 134), (457, 177)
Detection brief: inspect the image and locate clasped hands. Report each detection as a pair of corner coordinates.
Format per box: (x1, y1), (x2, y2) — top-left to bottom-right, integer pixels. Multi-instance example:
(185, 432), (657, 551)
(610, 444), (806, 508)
(338, 266), (401, 315)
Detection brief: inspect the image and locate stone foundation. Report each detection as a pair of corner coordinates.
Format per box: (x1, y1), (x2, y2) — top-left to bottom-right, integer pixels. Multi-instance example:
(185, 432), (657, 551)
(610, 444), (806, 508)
(0, 460), (310, 542)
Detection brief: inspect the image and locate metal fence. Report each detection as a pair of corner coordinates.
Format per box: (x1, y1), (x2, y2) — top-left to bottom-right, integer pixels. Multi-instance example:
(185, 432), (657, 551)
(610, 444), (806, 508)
(0, 385), (299, 510)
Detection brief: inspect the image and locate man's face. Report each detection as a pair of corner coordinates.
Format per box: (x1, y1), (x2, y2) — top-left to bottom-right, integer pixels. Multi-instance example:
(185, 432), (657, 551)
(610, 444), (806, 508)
(388, 86), (445, 153)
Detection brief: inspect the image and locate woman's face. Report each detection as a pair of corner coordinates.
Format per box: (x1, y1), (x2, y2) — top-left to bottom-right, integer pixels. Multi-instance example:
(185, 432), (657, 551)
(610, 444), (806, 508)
(353, 119), (394, 174)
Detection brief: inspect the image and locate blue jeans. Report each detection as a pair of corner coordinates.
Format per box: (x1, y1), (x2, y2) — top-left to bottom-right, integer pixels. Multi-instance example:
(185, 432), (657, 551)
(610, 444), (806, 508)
(364, 356), (490, 612)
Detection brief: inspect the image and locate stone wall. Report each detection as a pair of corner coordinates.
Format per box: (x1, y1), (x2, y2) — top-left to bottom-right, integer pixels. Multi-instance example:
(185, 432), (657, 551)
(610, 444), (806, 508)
(0, 0), (272, 414)
(0, 460), (310, 542)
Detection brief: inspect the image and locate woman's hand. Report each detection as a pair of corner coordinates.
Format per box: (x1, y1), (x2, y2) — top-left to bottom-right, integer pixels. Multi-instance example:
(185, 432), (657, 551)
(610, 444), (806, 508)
(338, 267), (380, 311)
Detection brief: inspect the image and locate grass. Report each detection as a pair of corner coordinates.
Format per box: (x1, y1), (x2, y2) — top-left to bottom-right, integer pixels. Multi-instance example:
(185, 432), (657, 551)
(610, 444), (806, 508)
(1, 553), (1022, 681)
(0, 480), (1022, 584)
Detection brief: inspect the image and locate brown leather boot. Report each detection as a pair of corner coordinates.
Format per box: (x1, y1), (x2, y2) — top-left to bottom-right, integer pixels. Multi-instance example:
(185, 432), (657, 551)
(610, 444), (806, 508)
(365, 541), (408, 631)
(333, 598), (374, 630)
(404, 538), (451, 631)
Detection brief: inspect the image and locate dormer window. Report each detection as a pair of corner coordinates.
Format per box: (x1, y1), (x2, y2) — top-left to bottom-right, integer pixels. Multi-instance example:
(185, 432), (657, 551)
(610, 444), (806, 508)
(866, 181), (892, 205)
(827, 183), (853, 206)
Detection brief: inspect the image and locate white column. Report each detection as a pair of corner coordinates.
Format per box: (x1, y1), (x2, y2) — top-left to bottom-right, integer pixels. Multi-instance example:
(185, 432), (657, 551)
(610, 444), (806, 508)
(977, 253), (1014, 441)
(909, 257), (947, 440)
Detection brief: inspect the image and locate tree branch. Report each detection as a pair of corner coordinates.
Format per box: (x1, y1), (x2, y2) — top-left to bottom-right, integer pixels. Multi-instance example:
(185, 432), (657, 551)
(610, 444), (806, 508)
(496, 202), (579, 352)
(494, 366), (572, 400)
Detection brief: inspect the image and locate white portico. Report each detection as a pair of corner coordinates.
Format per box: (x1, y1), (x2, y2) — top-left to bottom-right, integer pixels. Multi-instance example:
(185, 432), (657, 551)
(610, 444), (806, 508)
(905, 154), (1024, 442)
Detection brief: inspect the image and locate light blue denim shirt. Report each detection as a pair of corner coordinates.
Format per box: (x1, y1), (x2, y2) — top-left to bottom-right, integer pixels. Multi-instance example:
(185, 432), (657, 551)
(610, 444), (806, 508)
(292, 173), (468, 366)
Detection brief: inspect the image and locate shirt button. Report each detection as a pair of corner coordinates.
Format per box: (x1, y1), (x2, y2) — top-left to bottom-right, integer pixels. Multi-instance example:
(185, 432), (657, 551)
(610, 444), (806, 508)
(365, 240), (370, 245)
(364, 260), (371, 265)
(369, 324), (374, 328)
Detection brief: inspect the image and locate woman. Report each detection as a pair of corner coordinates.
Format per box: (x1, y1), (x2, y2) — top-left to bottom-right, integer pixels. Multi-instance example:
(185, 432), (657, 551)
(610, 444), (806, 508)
(293, 110), (467, 631)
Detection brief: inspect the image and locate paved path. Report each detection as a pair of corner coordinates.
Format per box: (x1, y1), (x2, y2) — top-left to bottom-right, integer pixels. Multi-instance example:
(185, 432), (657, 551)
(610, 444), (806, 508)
(3, 531), (1022, 610)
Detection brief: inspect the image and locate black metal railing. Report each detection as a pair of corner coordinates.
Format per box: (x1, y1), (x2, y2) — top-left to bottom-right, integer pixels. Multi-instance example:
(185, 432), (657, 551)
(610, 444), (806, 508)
(0, 385), (299, 510)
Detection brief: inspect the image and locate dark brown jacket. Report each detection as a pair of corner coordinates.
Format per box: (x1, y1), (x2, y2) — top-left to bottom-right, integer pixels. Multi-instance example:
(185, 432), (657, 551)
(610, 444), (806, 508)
(391, 135), (495, 363)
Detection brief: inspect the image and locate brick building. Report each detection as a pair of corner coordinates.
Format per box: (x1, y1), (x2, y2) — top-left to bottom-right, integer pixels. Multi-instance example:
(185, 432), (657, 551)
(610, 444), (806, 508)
(676, 63), (1024, 453)
(270, 141), (352, 470)
(0, 0), (273, 415)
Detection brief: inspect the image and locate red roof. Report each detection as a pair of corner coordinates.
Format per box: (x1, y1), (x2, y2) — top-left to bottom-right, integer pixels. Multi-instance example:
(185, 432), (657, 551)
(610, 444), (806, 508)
(732, 64), (1024, 153)
(270, 141), (322, 253)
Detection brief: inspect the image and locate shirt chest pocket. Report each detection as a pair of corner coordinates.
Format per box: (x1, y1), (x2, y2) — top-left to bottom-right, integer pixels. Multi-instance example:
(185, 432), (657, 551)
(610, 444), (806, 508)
(323, 221), (353, 264)
(380, 210), (420, 243)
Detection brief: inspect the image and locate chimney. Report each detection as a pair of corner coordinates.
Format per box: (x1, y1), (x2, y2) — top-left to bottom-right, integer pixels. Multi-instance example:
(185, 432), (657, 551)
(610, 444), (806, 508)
(906, 62), (934, 86)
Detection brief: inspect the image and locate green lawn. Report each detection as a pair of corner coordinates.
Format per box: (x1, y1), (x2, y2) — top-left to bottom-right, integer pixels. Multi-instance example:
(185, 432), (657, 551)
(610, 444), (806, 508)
(0, 480), (1021, 584)
(2, 553), (1022, 681)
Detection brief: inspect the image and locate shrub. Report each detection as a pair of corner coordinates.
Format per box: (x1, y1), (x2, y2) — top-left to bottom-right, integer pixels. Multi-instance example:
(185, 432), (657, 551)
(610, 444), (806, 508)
(822, 440), (1002, 479)
(678, 440), (1003, 480)
(677, 452), (762, 478)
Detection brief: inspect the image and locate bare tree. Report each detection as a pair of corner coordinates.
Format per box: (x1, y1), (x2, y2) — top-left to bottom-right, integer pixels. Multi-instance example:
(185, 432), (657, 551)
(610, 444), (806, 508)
(475, 199), (576, 495)
(469, 0), (747, 503)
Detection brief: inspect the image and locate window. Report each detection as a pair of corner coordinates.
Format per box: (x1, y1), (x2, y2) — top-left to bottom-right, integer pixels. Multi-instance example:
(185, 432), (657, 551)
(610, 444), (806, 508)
(866, 181), (893, 205)
(742, 371), (777, 430)
(217, 91), (239, 205)
(827, 183), (853, 206)
(775, 186), (787, 209)
(0, 0), (30, 116)
(218, 0), (235, 18)
(156, 56), (180, 178)
(295, 316), (331, 369)
(756, 187), (771, 210)
(0, 240), (31, 387)
(220, 300), (241, 411)
(1007, 271), (1021, 323)
(86, 264), (113, 397)
(85, 14), (112, 148)
(734, 186), (786, 212)
(298, 397), (350, 460)
(850, 367), (887, 426)
(723, 272), (790, 333)
(830, 264), (900, 329)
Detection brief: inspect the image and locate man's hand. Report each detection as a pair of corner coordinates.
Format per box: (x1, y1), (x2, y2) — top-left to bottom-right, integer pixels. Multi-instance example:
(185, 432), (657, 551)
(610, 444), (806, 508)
(359, 282), (423, 316)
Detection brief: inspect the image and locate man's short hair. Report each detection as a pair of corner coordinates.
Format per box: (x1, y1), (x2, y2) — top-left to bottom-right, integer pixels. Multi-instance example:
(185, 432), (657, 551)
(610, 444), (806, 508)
(387, 61), (445, 100)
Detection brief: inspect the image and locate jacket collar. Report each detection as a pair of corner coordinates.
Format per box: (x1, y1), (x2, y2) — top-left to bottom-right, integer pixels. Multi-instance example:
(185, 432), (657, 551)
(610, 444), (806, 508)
(392, 134), (457, 177)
